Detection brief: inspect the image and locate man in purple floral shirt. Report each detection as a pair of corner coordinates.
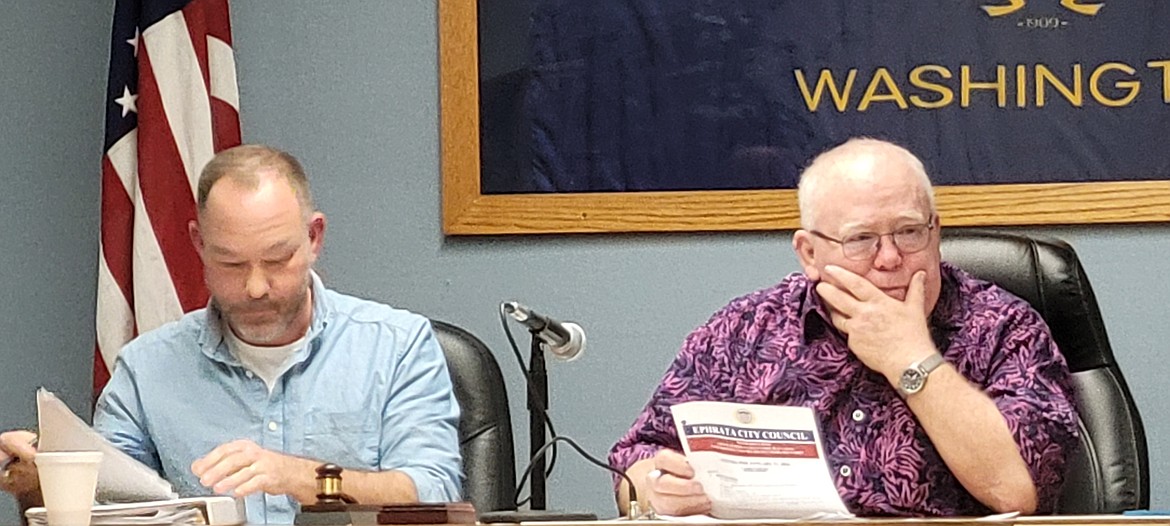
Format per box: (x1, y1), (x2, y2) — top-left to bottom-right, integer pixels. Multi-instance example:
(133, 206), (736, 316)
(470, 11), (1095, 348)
(610, 138), (1079, 517)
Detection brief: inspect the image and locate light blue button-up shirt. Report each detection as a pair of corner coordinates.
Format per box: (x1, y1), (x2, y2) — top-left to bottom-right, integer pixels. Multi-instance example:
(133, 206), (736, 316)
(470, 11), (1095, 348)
(94, 274), (463, 524)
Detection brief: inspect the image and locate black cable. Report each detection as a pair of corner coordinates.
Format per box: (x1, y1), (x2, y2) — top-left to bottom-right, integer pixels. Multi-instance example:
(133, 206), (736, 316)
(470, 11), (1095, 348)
(498, 304), (560, 484)
(513, 435), (637, 512)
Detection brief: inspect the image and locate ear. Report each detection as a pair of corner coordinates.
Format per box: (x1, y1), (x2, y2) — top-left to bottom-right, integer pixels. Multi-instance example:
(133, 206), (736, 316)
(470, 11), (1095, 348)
(307, 212), (326, 261)
(792, 230), (822, 281)
(189, 219), (204, 253)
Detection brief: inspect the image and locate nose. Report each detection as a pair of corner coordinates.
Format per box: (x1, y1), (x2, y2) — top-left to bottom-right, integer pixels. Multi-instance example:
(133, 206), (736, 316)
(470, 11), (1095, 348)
(871, 234), (903, 270)
(245, 266), (270, 299)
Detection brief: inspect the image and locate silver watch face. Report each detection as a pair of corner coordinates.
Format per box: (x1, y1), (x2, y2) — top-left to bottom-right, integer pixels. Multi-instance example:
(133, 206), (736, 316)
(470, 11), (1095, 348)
(900, 368), (926, 394)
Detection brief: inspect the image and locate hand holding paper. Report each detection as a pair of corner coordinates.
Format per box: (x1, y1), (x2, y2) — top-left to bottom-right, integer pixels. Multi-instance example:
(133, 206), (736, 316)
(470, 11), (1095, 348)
(669, 401), (852, 520)
(640, 449), (711, 517)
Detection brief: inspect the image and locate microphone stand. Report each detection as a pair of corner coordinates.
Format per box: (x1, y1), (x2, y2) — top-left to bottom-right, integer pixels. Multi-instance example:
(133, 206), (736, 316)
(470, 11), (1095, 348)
(480, 303), (599, 523)
(527, 329), (549, 510)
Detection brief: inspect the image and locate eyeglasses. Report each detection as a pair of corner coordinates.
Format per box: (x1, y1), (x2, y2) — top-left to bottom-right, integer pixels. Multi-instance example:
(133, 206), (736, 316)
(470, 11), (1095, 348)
(809, 216), (937, 261)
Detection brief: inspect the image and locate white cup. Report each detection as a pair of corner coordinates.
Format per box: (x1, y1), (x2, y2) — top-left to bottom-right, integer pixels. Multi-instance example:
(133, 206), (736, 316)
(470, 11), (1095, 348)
(34, 451), (103, 526)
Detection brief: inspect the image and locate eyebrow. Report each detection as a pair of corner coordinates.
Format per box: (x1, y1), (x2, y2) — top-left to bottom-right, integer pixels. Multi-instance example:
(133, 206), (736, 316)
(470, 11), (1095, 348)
(838, 212), (929, 233)
(205, 240), (300, 259)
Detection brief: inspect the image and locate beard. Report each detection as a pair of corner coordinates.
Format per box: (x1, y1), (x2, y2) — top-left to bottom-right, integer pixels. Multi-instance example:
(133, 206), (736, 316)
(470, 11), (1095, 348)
(216, 277), (312, 345)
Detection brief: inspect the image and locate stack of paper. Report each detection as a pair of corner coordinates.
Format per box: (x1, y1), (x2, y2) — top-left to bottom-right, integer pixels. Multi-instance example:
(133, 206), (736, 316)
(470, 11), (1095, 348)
(26, 497), (246, 526)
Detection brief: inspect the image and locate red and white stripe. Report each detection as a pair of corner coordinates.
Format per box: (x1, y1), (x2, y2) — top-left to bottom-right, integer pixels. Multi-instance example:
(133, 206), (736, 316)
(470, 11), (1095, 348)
(96, 0), (241, 396)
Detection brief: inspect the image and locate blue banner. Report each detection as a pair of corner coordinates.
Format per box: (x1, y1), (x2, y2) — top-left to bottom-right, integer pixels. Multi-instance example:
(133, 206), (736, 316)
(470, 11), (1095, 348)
(479, 0), (1170, 193)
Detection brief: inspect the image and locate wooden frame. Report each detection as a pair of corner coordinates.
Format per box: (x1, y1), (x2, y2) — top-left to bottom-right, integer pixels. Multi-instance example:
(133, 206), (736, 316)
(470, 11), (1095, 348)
(439, 0), (1170, 235)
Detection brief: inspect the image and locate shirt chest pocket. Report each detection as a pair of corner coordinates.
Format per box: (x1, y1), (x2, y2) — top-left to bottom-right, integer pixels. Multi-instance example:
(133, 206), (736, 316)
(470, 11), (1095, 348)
(303, 411), (380, 469)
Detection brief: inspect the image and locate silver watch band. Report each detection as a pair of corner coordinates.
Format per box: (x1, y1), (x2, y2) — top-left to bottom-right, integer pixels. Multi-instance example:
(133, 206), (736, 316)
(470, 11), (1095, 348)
(915, 352), (945, 374)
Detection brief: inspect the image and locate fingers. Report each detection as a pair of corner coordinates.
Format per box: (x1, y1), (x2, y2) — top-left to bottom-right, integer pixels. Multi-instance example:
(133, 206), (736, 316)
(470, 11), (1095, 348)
(191, 441), (300, 498)
(190, 440), (236, 477)
(822, 265), (881, 302)
(647, 450), (711, 516)
(651, 471), (706, 498)
(815, 280), (858, 319)
(651, 449), (693, 479)
(826, 309), (850, 335)
(648, 473), (711, 517)
(0, 431), (39, 463)
(192, 440), (262, 495)
(906, 270), (927, 311)
(0, 431), (40, 498)
(212, 462), (266, 497)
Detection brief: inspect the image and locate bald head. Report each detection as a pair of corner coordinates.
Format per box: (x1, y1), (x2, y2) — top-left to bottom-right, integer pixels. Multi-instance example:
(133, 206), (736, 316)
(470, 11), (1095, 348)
(197, 144), (315, 219)
(797, 138), (935, 230)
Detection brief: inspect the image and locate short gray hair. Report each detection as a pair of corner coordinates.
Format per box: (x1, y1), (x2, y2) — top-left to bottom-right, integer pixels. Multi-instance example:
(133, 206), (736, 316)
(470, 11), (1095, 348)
(796, 138), (935, 230)
(196, 144), (315, 216)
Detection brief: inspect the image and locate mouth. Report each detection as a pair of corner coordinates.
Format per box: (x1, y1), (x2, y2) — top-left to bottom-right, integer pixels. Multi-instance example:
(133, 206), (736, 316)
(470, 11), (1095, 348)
(879, 286), (908, 300)
(233, 308), (277, 321)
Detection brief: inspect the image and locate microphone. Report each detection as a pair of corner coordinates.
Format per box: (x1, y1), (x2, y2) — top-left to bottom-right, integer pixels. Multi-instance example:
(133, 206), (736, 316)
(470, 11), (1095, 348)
(502, 301), (586, 361)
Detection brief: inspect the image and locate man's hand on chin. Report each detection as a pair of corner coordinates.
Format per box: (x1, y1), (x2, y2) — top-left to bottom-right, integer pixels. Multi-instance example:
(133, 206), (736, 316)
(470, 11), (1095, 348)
(191, 439), (318, 502)
(815, 266), (936, 379)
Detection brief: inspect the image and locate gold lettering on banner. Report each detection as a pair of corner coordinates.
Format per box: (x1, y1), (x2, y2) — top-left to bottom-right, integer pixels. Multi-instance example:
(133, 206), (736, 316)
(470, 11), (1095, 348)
(792, 61), (1169, 112)
(1060, 0), (1104, 16)
(982, 0), (1025, 17)
(961, 65), (1007, 108)
(1016, 65), (1028, 107)
(1089, 63), (1139, 107)
(981, 0), (1104, 17)
(1035, 64), (1083, 107)
(908, 65), (954, 109)
(794, 69), (857, 112)
(1148, 60), (1170, 103)
(859, 68), (908, 111)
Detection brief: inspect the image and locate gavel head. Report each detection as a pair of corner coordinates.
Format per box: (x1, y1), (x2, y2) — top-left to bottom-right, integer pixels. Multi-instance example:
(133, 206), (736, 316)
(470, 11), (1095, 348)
(314, 463), (356, 504)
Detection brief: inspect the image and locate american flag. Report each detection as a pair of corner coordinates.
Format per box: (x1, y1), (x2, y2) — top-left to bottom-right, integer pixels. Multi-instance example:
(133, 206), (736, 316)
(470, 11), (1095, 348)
(96, 0), (241, 398)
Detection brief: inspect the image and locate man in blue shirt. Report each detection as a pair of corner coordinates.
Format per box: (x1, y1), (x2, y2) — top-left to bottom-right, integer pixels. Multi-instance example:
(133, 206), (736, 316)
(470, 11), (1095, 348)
(1, 145), (463, 523)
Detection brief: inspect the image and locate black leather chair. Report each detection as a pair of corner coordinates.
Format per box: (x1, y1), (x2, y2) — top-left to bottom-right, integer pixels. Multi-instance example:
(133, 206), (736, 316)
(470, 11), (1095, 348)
(430, 319), (517, 514)
(940, 231), (1149, 514)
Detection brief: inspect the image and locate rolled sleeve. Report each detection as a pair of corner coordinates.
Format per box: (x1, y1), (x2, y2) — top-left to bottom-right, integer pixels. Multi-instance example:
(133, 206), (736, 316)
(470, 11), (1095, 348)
(379, 319), (463, 502)
(93, 352), (162, 473)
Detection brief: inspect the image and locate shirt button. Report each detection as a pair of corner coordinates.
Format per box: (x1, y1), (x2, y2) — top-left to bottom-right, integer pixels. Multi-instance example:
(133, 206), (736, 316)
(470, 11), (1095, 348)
(268, 421), (278, 431)
(851, 409), (866, 422)
(839, 465), (852, 477)
(245, 371), (254, 379)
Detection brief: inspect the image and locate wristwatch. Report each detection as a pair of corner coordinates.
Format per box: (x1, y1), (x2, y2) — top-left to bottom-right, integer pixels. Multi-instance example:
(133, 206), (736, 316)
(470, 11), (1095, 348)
(897, 353), (945, 396)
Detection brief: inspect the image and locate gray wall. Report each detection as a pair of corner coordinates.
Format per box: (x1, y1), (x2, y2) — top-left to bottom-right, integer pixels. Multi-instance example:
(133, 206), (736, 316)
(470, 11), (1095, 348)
(0, 0), (110, 521)
(2, 0), (1167, 521)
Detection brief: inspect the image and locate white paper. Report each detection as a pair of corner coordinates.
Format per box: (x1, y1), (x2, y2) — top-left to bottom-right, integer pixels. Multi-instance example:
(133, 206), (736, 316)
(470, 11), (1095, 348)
(27, 496), (246, 526)
(671, 401), (852, 520)
(658, 511), (856, 523)
(36, 389), (177, 503)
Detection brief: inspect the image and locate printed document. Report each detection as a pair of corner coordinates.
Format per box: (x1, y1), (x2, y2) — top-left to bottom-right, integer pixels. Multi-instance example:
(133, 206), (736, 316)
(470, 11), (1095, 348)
(670, 401), (852, 520)
(36, 388), (176, 502)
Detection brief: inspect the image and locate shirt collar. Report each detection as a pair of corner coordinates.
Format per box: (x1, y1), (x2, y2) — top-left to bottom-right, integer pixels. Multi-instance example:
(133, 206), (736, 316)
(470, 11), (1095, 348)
(798, 276), (837, 341)
(199, 270), (332, 364)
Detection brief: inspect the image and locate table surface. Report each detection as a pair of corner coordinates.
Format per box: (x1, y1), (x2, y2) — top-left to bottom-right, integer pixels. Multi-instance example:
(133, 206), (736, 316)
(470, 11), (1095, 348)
(510, 516), (1170, 526)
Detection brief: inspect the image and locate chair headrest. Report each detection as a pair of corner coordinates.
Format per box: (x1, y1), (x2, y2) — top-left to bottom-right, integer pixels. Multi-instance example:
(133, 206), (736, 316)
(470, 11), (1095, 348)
(940, 230), (1114, 372)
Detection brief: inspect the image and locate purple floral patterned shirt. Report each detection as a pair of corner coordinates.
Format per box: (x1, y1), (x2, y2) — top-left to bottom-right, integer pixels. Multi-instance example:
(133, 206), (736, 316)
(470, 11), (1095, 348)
(610, 263), (1079, 516)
